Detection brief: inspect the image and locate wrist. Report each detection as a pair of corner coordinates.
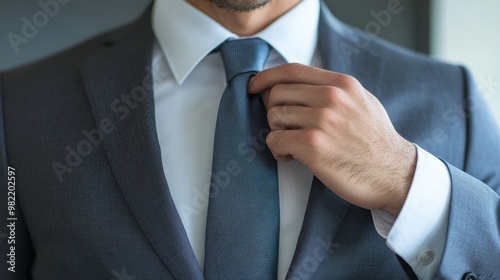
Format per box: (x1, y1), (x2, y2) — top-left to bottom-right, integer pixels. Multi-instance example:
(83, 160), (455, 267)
(382, 140), (417, 216)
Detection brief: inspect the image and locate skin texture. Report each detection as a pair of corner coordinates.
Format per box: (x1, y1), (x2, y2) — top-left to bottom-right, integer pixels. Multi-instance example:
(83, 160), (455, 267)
(186, 0), (301, 36)
(248, 64), (417, 216)
(188, 1), (417, 216)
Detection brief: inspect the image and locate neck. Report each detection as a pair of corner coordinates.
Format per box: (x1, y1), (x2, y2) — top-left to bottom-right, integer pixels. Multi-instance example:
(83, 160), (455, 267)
(186, 0), (301, 36)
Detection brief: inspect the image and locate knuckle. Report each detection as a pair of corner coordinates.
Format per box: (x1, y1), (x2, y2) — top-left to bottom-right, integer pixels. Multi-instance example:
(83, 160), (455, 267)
(320, 86), (341, 105)
(339, 74), (362, 91)
(267, 107), (280, 126)
(301, 130), (324, 149)
(322, 86), (353, 109)
(324, 85), (340, 97)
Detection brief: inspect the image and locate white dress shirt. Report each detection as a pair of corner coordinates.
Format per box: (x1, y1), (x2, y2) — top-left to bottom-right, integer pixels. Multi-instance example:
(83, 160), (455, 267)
(151, 0), (451, 279)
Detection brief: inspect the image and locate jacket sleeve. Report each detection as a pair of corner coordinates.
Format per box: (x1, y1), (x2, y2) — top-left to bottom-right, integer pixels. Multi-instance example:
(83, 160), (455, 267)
(436, 67), (500, 279)
(0, 73), (35, 279)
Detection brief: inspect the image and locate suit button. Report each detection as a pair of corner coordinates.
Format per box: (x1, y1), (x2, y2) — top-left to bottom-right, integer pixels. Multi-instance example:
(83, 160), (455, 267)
(417, 248), (434, 265)
(462, 272), (478, 280)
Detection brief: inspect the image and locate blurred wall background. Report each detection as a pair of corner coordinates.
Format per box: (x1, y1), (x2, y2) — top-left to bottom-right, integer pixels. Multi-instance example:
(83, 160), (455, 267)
(431, 0), (500, 122)
(0, 0), (499, 121)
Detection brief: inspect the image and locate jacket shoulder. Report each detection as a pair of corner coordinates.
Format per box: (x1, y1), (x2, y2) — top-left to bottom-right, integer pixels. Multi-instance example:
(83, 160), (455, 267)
(2, 6), (151, 84)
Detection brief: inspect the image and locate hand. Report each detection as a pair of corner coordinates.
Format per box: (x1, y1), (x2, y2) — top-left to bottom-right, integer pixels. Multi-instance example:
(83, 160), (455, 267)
(248, 63), (417, 216)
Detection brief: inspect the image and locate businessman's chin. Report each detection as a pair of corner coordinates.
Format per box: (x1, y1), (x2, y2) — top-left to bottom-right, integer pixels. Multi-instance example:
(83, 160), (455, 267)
(207, 0), (272, 12)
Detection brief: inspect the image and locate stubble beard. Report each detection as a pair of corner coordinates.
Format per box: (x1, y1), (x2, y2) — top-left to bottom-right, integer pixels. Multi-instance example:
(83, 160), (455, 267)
(207, 0), (272, 12)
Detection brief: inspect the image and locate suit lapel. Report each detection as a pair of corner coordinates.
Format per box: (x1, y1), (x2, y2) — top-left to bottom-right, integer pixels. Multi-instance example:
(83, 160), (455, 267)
(287, 3), (385, 279)
(80, 9), (203, 280)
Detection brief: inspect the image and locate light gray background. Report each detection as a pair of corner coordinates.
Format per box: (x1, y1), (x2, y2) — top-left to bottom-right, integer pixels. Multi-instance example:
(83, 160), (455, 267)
(431, 0), (500, 122)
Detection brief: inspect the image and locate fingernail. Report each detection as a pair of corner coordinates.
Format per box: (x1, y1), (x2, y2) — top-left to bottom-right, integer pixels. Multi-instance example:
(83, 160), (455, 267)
(248, 76), (255, 89)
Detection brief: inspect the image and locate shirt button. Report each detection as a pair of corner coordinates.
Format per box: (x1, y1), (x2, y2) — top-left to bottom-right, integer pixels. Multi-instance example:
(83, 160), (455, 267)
(417, 248), (434, 266)
(462, 272), (478, 280)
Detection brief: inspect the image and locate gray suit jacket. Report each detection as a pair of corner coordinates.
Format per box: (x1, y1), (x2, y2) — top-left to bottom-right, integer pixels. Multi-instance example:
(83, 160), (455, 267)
(1, 3), (499, 280)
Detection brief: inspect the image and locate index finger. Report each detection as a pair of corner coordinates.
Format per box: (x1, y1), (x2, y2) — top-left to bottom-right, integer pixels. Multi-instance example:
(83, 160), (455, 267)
(248, 63), (353, 93)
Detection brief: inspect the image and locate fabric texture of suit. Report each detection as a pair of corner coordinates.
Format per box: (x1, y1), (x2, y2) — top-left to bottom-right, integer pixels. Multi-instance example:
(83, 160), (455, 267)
(1, 3), (499, 279)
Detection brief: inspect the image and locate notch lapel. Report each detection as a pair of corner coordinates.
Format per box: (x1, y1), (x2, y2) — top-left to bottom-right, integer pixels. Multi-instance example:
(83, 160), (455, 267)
(287, 3), (385, 279)
(80, 10), (203, 280)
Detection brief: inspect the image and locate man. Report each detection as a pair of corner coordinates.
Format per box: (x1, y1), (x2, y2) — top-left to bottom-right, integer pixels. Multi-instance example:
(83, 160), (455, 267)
(0, 0), (499, 279)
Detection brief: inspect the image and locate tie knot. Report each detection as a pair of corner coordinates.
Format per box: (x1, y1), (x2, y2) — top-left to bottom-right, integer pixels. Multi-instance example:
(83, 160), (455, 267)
(219, 38), (270, 82)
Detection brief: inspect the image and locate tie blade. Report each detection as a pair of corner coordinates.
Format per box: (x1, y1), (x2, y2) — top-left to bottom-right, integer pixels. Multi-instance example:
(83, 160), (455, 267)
(204, 38), (280, 279)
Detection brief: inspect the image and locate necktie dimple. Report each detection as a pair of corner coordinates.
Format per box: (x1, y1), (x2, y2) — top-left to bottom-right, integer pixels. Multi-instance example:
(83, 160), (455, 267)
(204, 38), (280, 279)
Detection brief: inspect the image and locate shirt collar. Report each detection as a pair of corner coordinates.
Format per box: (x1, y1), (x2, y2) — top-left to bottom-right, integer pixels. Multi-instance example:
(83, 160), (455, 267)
(152, 0), (320, 84)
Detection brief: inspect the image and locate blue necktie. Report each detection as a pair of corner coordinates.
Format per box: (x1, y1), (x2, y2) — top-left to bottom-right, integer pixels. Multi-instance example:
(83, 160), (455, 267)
(204, 38), (279, 279)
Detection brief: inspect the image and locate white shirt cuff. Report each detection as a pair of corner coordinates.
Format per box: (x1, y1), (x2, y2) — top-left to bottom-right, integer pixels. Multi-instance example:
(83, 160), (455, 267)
(371, 144), (451, 280)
